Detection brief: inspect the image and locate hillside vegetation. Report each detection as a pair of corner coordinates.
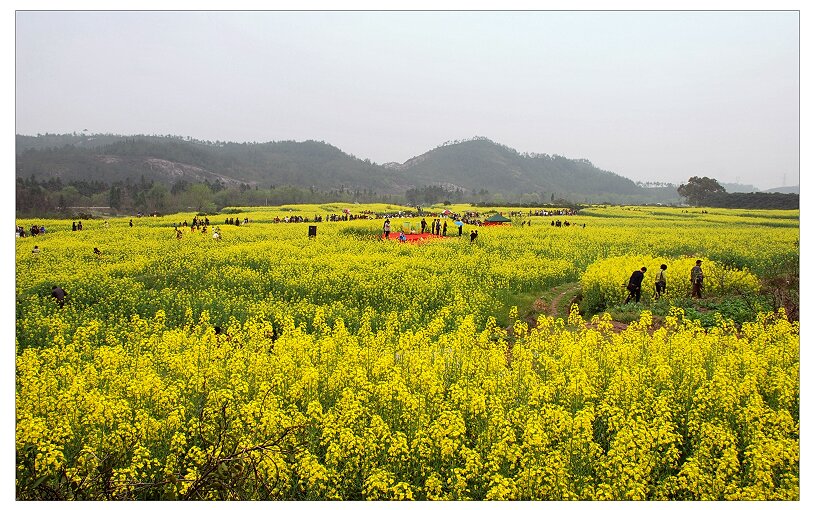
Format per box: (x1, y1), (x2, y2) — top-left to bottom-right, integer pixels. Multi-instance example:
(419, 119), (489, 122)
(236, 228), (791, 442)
(16, 134), (679, 208)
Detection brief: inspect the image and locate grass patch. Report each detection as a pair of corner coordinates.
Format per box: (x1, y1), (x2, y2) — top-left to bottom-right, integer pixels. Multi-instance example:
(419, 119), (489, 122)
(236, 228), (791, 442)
(493, 290), (544, 327)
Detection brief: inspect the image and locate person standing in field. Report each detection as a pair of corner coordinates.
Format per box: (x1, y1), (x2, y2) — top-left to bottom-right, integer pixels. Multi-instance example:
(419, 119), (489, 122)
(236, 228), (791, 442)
(383, 218), (391, 239)
(421, 217), (427, 234)
(50, 285), (67, 308)
(655, 264), (668, 299)
(624, 266), (647, 304)
(129, 219), (133, 227)
(442, 221), (447, 236)
(691, 260), (704, 298)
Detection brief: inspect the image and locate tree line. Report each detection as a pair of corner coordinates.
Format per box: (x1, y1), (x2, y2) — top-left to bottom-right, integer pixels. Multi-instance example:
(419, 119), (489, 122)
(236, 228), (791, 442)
(677, 176), (798, 210)
(15, 175), (398, 217)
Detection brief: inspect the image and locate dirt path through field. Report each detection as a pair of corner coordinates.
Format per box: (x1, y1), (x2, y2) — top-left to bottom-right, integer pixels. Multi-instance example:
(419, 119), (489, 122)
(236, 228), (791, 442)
(532, 282), (630, 332)
(549, 284), (579, 316)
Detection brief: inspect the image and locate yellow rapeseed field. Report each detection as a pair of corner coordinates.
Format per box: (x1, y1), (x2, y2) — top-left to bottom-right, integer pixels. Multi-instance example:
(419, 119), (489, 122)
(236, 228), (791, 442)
(15, 204), (799, 500)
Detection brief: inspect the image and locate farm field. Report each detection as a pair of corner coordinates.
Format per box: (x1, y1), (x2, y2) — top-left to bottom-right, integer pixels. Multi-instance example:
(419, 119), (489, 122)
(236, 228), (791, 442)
(15, 204), (800, 500)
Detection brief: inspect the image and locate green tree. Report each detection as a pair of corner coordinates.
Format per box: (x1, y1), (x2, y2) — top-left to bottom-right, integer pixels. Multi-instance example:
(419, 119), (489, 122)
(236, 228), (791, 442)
(677, 176), (726, 205)
(185, 183), (215, 213)
(108, 186), (123, 209)
(146, 183), (169, 213)
(59, 185), (82, 208)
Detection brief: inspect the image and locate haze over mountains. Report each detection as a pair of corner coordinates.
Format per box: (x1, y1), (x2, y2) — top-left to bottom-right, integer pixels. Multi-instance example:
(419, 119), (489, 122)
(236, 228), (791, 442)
(17, 133), (694, 204)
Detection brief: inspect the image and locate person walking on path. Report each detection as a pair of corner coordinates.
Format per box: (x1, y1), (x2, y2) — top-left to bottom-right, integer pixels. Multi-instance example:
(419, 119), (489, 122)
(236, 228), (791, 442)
(624, 267), (647, 304)
(655, 264), (668, 299)
(691, 260), (704, 298)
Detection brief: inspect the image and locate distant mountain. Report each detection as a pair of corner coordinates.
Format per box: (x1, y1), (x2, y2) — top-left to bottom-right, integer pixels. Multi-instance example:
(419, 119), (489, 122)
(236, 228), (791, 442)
(15, 133), (678, 204)
(763, 185), (799, 194)
(390, 137), (676, 202)
(16, 134), (414, 193)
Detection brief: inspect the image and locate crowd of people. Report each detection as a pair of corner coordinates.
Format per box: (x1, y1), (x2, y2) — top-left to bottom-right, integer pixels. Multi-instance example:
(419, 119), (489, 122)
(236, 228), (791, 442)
(549, 219), (585, 227)
(172, 216), (225, 240)
(384, 216), (479, 242)
(274, 215), (316, 223)
(375, 207), (588, 243)
(507, 208), (579, 217)
(16, 225), (47, 237)
(266, 208), (580, 229)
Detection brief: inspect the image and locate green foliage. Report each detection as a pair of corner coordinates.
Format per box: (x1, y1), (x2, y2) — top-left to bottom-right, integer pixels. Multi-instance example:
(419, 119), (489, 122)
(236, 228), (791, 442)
(700, 191), (798, 210)
(677, 176), (726, 206)
(674, 177), (795, 209)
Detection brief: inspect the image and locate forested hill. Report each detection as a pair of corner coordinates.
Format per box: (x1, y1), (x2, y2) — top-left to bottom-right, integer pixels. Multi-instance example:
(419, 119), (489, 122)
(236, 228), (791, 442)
(392, 137), (677, 203)
(15, 134), (408, 192)
(16, 134), (677, 204)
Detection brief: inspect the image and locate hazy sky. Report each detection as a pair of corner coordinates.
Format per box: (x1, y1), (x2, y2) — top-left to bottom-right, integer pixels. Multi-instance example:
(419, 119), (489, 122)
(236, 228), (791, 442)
(15, 10), (800, 190)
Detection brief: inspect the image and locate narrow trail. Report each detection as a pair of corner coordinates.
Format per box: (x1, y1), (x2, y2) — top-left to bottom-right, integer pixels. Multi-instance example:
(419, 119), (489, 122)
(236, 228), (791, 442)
(528, 282), (581, 320)
(529, 282), (630, 333)
(549, 284), (579, 317)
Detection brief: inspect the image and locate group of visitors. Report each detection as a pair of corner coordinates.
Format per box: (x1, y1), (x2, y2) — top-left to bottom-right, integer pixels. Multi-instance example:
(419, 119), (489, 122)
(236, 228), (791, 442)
(419, 218), (446, 236)
(624, 260), (705, 304)
(175, 222), (221, 240)
(507, 208), (579, 217)
(16, 225), (47, 237)
(19, 220), (115, 238)
(385, 217), (476, 241)
(275, 215), (312, 223)
(191, 216), (210, 228)
(550, 220), (585, 227)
